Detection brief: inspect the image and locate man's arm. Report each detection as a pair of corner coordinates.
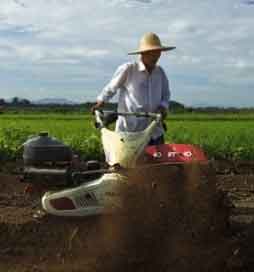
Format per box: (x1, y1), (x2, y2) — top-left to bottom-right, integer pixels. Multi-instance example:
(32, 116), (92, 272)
(157, 70), (170, 119)
(91, 63), (130, 112)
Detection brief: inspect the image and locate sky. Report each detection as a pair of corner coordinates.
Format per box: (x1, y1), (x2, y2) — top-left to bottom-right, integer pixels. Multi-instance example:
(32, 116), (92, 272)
(0, 0), (253, 107)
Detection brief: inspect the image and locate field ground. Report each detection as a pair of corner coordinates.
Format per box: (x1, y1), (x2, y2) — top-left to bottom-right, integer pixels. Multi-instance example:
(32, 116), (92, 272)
(1, 162), (254, 272)
(1, 112), (254, 271)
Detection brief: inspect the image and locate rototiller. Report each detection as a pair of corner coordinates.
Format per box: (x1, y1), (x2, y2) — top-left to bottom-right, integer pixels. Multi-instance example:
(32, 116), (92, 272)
(20, 110), (207, 216)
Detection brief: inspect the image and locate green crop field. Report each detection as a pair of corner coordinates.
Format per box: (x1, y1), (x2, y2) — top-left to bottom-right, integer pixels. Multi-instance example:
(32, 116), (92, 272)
(0, 112), (254, 161)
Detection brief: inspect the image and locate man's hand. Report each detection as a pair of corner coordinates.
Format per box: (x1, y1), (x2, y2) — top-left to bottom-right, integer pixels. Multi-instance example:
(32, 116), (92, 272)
(156, 106), (168, 120)
(91, 101), (104, 113)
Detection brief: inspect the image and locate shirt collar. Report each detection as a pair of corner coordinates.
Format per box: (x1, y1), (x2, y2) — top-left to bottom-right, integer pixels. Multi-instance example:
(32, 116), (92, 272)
(137, 60), (159, 73)
(137, 60), (146, 72)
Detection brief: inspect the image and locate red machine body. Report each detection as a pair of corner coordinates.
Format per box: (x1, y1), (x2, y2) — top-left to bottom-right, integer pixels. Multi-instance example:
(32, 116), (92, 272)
(144, 144), (208, 164)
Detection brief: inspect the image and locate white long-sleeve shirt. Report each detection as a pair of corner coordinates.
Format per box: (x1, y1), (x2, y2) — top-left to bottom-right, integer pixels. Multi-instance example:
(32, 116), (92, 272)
(97, 61), (170, 139)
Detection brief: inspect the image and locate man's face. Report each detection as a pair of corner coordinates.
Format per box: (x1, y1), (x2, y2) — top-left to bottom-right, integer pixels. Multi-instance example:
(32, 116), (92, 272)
(141, 50), (161, 70)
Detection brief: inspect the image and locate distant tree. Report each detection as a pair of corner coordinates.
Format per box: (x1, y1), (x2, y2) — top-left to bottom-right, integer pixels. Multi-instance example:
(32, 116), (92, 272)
(0, 98), (6, 105)
(20, 99), (31, 106)
(11, 97), (19, 105)
(0, 99), (5, 114)
(169, 100), (185, 113)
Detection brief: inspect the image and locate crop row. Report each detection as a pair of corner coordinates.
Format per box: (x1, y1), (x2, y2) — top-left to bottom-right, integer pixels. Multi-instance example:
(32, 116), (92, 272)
(0, 114), (254, 161)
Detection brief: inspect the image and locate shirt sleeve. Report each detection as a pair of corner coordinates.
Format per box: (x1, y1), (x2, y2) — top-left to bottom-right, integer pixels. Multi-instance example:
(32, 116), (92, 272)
(97, 63), (130, 103)
(160, 68), (171, 109)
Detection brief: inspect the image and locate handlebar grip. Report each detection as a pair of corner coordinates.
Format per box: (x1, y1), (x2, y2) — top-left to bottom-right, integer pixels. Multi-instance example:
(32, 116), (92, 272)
(94, 110), (162, 129)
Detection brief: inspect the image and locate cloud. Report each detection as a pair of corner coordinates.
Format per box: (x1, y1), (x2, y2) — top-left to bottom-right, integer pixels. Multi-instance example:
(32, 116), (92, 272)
(242, 0), (254, 5)
(0, 0), (253, 107)
(129, 0), (152, 3)
(13, 0), (26, 8)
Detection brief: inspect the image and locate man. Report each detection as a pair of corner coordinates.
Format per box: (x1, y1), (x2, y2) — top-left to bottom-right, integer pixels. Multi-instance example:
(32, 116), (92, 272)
(92, 32), (175, 145)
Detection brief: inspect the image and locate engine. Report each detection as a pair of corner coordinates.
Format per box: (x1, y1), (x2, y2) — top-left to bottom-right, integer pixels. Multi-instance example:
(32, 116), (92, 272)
(21, 132), (102, 189)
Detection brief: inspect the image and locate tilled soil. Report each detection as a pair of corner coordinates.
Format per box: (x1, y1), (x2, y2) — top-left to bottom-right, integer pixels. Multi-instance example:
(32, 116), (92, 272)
(0, 162), (253, 272)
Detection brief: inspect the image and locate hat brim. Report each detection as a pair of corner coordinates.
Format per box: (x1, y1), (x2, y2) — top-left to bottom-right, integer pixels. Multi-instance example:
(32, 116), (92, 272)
(128, 46), (176, 55)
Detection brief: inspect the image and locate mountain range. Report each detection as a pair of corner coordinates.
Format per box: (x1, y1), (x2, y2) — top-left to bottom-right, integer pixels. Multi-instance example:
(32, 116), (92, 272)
(33, 98), (78, 105)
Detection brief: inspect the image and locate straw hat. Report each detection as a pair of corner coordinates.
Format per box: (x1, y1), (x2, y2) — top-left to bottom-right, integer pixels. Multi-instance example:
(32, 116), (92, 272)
(128, 32), (176, 55)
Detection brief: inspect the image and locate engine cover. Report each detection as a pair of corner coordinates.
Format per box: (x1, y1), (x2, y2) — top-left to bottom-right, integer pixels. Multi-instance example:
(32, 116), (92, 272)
(23, 132), (73, 166)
